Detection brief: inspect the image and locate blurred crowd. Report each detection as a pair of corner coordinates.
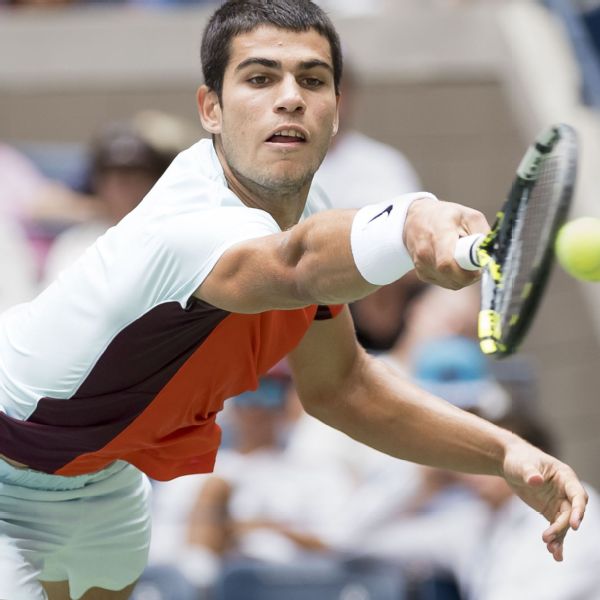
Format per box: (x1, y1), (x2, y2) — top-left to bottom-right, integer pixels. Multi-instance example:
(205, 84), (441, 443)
(0, 0), (479, 12)
(2, 5), (600, 598)
(0, 0), (217, 8)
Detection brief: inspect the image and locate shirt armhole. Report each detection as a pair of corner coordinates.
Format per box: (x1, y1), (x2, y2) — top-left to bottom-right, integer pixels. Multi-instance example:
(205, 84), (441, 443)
(314, 304), (345, 321)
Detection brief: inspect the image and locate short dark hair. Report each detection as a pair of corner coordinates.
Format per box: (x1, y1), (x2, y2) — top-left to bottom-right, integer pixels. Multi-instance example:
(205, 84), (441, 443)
(201, 0), (343, 100)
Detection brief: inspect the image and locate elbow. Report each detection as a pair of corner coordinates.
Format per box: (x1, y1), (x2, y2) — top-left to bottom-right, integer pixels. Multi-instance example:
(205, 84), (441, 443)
(294, 372), (346, 423)
(291, 258), (349, 306)
(280, 230), (340, 306)
(297, 388), (336, 425)
(291, 268), (325, 306)
(298, 388), (323, 419)
(297, 354), (368, 425)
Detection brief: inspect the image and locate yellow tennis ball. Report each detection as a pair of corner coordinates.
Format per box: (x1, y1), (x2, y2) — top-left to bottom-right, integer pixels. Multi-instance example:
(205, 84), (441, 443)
(555, 217), (600, 281)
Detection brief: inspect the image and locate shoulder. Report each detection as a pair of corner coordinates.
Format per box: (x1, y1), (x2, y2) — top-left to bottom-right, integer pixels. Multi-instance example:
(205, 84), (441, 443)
(130, 138), (280, 239)
(146, 138), (230, 209)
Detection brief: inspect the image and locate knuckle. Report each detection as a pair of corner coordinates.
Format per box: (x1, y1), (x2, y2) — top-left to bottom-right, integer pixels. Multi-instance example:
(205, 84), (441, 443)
(436, 256), (455, 274)
(412, 242), (433, 268)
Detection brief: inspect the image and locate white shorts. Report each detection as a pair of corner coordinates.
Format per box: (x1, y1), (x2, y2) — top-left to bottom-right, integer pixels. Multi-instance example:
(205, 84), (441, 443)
(0, 459), (152, 600)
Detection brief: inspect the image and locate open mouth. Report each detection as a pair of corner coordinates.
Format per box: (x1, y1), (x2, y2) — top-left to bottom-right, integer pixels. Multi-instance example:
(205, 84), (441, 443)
(266, 129), (307, 144)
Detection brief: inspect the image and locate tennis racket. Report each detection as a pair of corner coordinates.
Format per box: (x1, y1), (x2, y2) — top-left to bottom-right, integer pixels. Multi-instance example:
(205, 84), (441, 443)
(454, 123), (578, 358)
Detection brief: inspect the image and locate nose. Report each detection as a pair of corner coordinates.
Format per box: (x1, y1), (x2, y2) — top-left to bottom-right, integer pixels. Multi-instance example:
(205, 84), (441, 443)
(274, 75), (306, 114)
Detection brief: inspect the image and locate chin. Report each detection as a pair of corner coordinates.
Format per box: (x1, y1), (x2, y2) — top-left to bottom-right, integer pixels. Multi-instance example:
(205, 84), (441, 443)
(256, 166), (310, 189)
(274, 161), (317, 182)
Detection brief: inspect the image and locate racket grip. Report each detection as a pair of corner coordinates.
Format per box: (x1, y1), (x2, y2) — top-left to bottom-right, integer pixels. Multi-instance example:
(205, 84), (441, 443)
(454, 233), (485, 270)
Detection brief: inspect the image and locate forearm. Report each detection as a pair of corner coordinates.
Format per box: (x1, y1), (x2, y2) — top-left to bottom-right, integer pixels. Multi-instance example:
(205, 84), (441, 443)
(289, 194), (430, 304)
(304, 353), (518, 477)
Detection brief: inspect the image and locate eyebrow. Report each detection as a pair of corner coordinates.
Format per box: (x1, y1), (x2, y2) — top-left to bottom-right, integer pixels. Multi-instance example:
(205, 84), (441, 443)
(235, 57), (334, 75)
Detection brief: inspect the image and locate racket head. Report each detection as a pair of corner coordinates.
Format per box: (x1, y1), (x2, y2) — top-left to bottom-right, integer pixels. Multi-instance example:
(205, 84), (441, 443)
(476, 123), (578, 357)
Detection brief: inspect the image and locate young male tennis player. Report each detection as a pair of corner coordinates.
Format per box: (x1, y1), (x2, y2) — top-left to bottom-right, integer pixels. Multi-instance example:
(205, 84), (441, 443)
(0, 1), (587, 598)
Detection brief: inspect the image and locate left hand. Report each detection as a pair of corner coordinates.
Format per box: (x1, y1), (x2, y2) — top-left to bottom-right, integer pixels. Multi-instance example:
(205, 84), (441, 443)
(502, 438), (588, 561)
(403, 196), (490, 289)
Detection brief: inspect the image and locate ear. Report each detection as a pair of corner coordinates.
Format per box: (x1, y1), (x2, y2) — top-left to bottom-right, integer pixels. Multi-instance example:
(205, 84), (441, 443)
(332, 93), (341, 137)
(197, 85), (222, 135)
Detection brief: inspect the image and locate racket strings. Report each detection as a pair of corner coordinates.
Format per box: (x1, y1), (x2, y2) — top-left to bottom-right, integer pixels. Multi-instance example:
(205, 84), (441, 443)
(488, 134), (576, 352)
(501, 155), (564, 323)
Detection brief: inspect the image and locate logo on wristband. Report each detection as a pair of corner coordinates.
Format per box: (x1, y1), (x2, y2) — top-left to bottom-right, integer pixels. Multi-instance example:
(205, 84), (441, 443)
(368, 204), (394, 223)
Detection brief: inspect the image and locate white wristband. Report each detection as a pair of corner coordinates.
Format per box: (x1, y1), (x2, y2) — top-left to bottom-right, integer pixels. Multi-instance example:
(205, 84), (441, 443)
(350, 192), (438, 285)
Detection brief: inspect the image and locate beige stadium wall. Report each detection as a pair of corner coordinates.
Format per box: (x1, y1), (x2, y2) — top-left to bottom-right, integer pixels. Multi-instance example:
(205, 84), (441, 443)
(0, 1), (598, 487)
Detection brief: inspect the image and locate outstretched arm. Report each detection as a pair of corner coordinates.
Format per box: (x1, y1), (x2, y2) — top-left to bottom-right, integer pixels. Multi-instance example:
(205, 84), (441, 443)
(288, 308), (588, 561)
(195, 195), (488, 313)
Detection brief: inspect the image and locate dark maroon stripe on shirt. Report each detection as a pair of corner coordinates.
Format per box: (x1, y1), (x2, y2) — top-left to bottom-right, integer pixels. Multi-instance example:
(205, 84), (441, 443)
(315, 305), (335, 320)
(0, 298), (229, 473)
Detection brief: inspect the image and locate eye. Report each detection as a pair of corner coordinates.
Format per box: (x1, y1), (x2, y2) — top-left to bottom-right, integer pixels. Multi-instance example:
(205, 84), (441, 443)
(248, 75), (270, 86)
(302, 77), (324, 88)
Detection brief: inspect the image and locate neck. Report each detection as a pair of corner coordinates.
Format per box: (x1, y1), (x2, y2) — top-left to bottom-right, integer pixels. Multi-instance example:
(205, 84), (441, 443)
(214, 139), (309, 231)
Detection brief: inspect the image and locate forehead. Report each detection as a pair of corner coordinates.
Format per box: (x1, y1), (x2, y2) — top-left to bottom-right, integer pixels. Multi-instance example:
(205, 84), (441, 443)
(227, 25), (333, 70)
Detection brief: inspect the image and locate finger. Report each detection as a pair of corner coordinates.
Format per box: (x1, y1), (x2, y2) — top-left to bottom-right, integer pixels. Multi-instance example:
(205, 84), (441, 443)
(565, 481), (589, 530)
(459, 205), (491, 236)
(542, 501), (572, 542)
(414, 232), (479, 290)
(435, 229), (481, 288)
(546, 539), (564, 562)
(571, 509), (584, 530)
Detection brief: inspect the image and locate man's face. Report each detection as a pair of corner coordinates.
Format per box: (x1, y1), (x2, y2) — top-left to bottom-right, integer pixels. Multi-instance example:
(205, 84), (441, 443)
(203, 25), (340, 194)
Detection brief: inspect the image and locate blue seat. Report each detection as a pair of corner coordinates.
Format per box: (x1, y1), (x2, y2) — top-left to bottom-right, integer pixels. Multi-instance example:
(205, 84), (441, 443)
(416, 575), (462, 600)
(131, 564), (202, 600)
(214, 558), (406, 600)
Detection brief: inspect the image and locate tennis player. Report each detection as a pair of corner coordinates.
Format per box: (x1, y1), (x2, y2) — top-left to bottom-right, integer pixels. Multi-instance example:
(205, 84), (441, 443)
(0, 1), (588, 599)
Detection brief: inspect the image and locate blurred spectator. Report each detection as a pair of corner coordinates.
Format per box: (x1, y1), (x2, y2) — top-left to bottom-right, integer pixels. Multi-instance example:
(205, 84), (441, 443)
(384, 282), (542, 418)
(350, 337), (600, 600)
(284, 380), (420, 492)
(4, 0), (76, 6)
(0, 141), (102, 277)
(412, 335), (510, 420)
(0, 144), (59, 305)
(0, 143), (46, 224)
(384, 283), (480, 375)
(352, 271), (428, 353)
(142, 372), (355, 598)
(314, 0), (387, 17)
(42, 110), (196, 286)
(128, 0), (218, 6)
(0, 221), (37, 311)
(313, 65), (424, 352)
(2, 0), (219, 5)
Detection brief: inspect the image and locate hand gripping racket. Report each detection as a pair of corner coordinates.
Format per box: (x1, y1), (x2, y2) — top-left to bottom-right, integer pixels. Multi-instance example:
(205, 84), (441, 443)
(454, 123), (578, 357)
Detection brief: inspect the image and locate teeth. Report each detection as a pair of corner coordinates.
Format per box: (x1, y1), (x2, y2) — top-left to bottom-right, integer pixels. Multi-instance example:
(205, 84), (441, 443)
(274, 129), (305, 140)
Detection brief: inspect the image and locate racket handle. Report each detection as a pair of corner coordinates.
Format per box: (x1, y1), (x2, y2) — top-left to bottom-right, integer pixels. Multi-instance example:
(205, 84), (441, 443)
(454, 233), (485, 270)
